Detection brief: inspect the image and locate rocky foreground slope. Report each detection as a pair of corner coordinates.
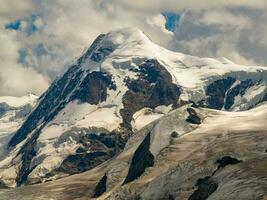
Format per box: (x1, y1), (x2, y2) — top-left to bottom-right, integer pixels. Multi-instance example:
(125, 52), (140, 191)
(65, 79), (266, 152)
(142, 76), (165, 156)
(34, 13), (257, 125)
(0, 28), (266, 191)
(0, 102), (266, 200)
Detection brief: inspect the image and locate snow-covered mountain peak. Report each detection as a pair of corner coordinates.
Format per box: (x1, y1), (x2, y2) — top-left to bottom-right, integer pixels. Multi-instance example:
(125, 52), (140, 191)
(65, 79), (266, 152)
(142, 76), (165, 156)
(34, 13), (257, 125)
(78, 27), (266, 91)
(0, 28), (266, 188)
(77, 27), (160, 72)
(104, 27), (151, 45)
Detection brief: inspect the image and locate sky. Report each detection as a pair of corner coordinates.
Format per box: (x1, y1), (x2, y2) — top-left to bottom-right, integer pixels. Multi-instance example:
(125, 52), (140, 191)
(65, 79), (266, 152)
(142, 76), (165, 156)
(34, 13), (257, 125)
(1, 0), (267, 96)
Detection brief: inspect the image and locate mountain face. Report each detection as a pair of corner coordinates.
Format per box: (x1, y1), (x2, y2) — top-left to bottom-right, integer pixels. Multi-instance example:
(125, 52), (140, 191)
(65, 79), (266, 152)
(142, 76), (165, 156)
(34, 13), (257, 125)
(0, 28), (266, 188)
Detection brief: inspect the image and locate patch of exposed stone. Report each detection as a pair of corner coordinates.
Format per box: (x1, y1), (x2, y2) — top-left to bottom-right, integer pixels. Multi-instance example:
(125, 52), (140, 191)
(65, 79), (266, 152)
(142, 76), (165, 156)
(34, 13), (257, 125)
(123, 132), (154, 184)
(77, 33), (117, 64)
(70, 71), (116, 104)
(205, 77), (236, 110)
(47, 131), (126, 178)
(224, 79), (259, 110)
(120, 59), (181, 131)
(215, 156), (242, 170)
(188, 156), (242, 200)
(205, 77), (263, 110)
(186, 107), (203, 124)
(188, 176), (218, 200)
(92, 173), (108, 198)
(171, 131), (178, 138)
(15, 127), (42, 186)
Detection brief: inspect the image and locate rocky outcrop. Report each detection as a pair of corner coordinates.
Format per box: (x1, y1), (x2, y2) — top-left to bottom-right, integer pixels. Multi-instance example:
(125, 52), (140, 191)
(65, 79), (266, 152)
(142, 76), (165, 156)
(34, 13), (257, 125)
(123, 132), (154, 184)
(121, 59), (181, 131)
(186, 107), (203, 124)
(205, 77), (236, 109)
(205, 77), (266, 110)
(49, 132), (124, 176)
(92, 173), (108, 198)
(224, 79), (258, 110)
(216, 156), (242, 169)
(70, 71), (116, 104)
(188, 156), (242, 200)
(188, 176), (218, 200)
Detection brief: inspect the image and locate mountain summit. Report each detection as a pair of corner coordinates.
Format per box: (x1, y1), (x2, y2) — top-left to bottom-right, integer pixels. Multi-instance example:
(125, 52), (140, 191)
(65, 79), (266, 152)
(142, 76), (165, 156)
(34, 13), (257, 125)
(0, 28), (266, 187)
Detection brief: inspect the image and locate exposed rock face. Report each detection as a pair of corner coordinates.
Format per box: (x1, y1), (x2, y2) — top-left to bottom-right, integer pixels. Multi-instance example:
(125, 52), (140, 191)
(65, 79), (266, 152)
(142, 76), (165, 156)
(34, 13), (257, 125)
(49, 132), (124, 176)
(263, 93), (267, 101)
(123, 132), (154, 184)
(205, 77), (266, 110)
(224, 79), (255, 110)
(206, 77), (236, 110)
(186, 107), (203, 124)
(16, 136), (38, 186)
(188, 156), (242, 200)
(171, 131), (178, 138)
(188, 176), (218, 200)
(71, 71), (116, 104)
(216, 156), (242, 169)
(93, 173), (108, 198)
(121, 59), (181, 131)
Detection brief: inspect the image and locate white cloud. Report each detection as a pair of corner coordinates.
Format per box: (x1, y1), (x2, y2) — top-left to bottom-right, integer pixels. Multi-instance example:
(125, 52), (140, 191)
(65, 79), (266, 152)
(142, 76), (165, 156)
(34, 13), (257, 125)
(200, 9), (252, 29)
(0, 0), (35, 22)
(0, 28), (49, 96)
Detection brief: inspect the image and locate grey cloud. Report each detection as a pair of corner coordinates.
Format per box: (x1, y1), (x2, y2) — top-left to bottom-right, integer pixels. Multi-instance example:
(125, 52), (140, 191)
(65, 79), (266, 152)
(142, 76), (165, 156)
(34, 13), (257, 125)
(171, 8), (267, 66)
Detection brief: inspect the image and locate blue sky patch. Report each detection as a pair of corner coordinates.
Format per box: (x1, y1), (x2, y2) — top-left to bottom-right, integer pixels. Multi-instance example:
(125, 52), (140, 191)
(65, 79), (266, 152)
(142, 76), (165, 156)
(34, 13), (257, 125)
(5, 15), (40, 35)
(162, 12), (180, 32)
(5, 20), (21, 30)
